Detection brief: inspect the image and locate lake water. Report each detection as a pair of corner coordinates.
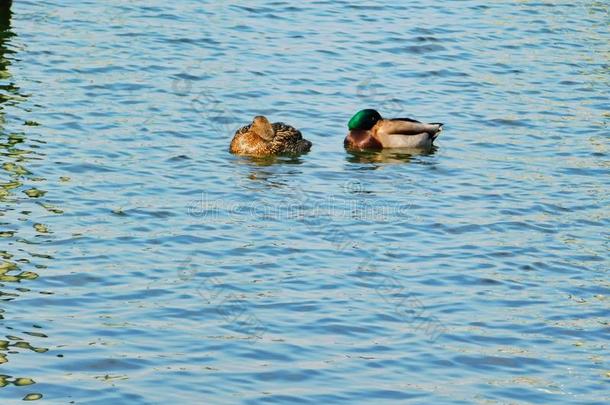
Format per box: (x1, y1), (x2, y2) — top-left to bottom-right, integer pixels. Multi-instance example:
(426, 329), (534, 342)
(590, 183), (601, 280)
(1, 0), (608, 403)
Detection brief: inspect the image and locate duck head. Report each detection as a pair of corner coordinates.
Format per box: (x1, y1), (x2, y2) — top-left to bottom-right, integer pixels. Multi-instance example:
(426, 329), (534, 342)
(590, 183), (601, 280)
(348, 109), (383, 131)
(251, 116), (275, 141)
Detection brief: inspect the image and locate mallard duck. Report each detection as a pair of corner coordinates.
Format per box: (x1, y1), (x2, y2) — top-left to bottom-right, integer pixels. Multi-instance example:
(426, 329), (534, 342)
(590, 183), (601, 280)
(230, 116), (312, 156)
(344, 109), (443, 150)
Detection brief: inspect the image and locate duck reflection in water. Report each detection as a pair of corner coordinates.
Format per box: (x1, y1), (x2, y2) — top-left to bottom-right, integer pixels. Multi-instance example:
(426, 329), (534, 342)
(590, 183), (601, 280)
(345, 146), (438, 165)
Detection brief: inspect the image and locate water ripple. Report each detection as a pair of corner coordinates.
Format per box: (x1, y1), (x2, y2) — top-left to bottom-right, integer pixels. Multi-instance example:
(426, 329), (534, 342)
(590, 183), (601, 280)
(0, 0), (608, 403)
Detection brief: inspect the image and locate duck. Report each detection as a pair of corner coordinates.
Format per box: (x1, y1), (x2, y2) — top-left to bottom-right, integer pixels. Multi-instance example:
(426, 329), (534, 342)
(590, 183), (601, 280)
(344, 109), (443, 150)
(230, 116), (312, 156)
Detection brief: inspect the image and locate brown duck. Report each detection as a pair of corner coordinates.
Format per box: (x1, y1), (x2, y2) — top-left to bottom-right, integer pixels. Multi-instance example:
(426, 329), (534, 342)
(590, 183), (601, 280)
(344, 109), (443, 150)
(230, 116), (312, 156)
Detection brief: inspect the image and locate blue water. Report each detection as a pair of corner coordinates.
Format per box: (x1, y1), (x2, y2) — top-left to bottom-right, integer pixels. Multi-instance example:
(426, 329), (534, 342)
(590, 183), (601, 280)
(1, 0), (609, 403)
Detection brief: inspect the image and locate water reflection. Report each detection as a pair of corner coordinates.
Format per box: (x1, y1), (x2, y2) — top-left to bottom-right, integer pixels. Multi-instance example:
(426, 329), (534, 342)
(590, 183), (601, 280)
(0, 2), (10, 26)
(0, 4), (48, 400)
(232, 153), (309, 168)
(231, 154), (307, 187)
(0, 0), (607, 402)
(345, 146), (438, 165)
(0, 1), (15, 114)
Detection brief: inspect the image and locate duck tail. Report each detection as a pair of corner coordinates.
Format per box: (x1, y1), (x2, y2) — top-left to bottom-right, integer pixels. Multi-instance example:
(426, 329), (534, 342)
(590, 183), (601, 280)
(298, 139), (313, 153)
(429, 123), (443, 141)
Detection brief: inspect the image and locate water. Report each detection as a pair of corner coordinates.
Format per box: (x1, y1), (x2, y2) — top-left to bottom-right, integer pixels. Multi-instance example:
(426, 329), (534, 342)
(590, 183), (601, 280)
(1, 0), (608, 403)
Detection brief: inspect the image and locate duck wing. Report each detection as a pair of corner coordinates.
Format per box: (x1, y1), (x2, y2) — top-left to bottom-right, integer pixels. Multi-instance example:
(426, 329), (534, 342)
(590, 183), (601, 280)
(391, 117), (422, 124)
(232, 123), (255, 140)
(270, 122), (311, 154)
(372, 118), (443, 148)
(380, 118), (443, 136)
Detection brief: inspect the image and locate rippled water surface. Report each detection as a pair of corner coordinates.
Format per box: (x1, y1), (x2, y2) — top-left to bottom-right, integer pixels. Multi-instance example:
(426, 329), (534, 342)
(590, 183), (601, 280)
(1, 0), (609, 403)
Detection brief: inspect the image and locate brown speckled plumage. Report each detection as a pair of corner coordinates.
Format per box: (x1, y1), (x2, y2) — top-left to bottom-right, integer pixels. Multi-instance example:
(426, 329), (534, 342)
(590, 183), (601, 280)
(230, 116), (312, 156)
